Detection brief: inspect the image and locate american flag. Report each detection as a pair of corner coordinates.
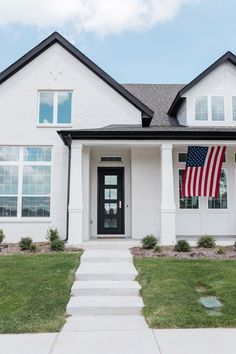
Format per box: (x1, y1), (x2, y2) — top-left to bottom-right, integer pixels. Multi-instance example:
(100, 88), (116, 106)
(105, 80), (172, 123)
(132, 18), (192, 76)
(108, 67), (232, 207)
(182, 146), (226, 197)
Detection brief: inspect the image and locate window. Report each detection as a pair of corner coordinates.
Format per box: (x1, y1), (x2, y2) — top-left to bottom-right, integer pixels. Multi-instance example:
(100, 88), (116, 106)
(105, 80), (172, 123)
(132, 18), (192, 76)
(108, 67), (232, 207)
(0, 146), (52, 218)
(208, 170), (227, 209)
(232, 96), (236, 121)
(211, 96), (225, 121)
(178, 153), (187, 163)
(39, 91), (72, 125)
(195, 96), (208, 121)
(179, 170), (199, 209)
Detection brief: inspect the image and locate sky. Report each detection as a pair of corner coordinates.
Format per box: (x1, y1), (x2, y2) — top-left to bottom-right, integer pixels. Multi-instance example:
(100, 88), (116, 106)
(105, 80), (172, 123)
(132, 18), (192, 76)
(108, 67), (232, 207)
(0, 0), (235, 84)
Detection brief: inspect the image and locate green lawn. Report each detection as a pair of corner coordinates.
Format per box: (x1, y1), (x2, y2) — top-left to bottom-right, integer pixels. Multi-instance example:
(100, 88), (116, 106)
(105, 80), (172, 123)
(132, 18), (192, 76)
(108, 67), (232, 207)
(0, 253), (81, 333)
(134, 257), (236, 328)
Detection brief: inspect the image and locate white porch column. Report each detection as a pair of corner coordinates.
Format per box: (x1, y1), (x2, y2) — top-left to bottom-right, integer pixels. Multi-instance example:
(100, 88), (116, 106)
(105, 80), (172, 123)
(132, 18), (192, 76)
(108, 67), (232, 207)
(160, 143), (176, 245)
(68, 143), (83, 245)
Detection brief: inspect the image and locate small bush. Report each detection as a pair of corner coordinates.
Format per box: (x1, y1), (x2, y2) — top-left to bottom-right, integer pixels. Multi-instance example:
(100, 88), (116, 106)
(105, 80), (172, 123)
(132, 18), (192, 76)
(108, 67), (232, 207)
(174, 240), (191, 252)
(0, 229), (5, 243)
(154, 244), (162, 253)
(46, 227), (60, 242)
(141, 235), (157, 249)
(198, 236), (216, 248)
(30, 244), (37, 252)
(19, 237), (33, 251)
(217, 246), (226, 255)
(234, 241), (236, 249)
(50, 239), (65, 251)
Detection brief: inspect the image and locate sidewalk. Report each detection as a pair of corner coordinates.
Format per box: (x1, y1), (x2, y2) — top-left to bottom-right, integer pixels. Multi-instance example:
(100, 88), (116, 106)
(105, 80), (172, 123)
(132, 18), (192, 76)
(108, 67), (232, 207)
(0, 328), (235, 354)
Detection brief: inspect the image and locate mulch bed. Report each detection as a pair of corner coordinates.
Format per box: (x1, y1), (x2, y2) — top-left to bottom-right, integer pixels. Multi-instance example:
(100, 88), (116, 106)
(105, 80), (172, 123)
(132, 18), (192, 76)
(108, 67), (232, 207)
(0, 242), (82, 256)
(131, 245), (236, 259)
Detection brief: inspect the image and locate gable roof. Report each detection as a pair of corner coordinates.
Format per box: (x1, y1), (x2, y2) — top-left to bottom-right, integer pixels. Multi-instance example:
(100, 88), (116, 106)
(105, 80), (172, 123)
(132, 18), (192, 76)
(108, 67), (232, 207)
(168, 51), (236, 117)
(123, 84), (184, 126)
(0, 31), (154, 121)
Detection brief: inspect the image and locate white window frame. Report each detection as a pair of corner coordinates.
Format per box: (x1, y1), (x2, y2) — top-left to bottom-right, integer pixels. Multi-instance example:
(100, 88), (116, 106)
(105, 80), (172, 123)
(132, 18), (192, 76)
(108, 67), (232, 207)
(211, 95), (225, 121)
(0, 146), (52, 221)
(37, 90), (73, 127)
(194, 96), (209, 121)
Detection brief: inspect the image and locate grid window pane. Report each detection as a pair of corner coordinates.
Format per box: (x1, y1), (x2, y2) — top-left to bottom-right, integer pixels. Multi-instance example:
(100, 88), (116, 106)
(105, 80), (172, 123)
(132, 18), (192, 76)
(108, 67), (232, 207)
(23, 166), (51, 196)
(24, 147), (52, 162)
(212, 96), (225, 121)
(232, 96), (236, 121)
(0, 166), (18, 195)
(208, 170), (227, 209)
(57, 92), (72, 124)
(195, 96), (208, 121)
(39, 91), (54, 124)
(0, 196), (17, 217)
(22, 197), (50, 217)
(178, 153), (187, 163)
(179, 170), (199, 209)
(0, 147), (19, 161)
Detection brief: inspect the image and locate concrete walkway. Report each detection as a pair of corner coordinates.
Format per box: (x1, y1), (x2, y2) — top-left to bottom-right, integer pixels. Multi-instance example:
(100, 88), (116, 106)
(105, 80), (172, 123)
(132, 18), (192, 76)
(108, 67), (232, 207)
(1, 244), (235, 353)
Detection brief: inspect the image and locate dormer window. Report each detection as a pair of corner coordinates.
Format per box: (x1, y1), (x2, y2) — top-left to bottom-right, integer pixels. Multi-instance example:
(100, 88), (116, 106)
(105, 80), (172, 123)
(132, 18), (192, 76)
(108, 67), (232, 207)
(195, 96), (208, 121)
(211, 96), (224, 121)
(38, 91), (72, 125)
(232, 97), (236, 121)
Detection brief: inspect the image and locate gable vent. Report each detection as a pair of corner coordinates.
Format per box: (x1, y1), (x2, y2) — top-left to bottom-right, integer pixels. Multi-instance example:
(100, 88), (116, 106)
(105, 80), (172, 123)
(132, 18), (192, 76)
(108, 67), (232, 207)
(101, 156), (122, 162)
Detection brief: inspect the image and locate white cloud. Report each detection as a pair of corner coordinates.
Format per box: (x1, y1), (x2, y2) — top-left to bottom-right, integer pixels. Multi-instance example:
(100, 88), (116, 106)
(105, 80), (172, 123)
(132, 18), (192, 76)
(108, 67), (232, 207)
(0, 0), (198, 37)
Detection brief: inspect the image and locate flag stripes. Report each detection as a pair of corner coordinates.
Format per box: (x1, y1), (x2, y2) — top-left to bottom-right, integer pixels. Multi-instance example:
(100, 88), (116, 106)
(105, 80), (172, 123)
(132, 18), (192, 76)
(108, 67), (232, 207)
(182, 146), (226, 198)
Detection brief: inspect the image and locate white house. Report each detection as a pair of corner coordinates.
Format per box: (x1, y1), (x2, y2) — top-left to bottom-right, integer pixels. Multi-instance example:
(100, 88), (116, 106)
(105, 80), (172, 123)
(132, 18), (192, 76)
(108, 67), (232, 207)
(1, 32), (236, 245)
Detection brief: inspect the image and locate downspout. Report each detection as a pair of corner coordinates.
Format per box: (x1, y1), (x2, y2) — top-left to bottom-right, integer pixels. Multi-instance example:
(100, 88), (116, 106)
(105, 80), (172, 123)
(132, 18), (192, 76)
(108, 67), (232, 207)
(65, 134), (72, 241)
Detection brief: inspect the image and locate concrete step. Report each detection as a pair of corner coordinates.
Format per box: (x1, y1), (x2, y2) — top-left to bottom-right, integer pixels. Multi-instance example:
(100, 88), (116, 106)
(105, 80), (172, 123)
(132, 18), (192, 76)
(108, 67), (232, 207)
(62, 315), (147, 332)
(75, 240), (141, 250)
(66, 296), (144, 316)
(71, 280), (141, 296)
(75, 263), (138, 281)
(81, 250), (132, 263)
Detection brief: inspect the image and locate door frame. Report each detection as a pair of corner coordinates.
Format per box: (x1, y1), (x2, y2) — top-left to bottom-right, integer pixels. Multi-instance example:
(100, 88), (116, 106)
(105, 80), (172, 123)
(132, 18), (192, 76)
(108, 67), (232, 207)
(97, 166), (125, 235)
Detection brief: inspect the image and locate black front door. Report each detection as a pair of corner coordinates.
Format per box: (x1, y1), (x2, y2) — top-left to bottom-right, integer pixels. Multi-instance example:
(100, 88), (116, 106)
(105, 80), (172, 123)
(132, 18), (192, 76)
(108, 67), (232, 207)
(98, 167), (124, 234)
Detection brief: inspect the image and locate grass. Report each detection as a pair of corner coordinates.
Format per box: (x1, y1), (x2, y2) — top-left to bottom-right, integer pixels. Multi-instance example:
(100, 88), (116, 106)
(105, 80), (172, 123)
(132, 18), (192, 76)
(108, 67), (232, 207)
(134, 257), (236, 328)
(0, 253), (81, 333)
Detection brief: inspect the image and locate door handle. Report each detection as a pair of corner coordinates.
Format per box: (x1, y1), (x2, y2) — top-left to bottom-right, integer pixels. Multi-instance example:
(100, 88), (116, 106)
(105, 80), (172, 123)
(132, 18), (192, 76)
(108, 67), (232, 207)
(118, 201), (122, 209)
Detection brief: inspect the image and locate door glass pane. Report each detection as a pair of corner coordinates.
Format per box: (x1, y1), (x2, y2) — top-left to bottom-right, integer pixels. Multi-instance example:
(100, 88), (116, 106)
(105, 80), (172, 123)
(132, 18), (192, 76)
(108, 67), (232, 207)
(104, 189), (117, 200)
(104, 218), (117, 228)
(104, 203), (117, 215)
(104, 175), (117, 185)
(39, 92), (54, 124)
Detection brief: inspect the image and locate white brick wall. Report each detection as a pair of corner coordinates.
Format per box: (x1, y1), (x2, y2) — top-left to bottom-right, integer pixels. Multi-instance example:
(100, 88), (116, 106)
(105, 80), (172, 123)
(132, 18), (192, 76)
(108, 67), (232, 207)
(0, 43), (141, 242)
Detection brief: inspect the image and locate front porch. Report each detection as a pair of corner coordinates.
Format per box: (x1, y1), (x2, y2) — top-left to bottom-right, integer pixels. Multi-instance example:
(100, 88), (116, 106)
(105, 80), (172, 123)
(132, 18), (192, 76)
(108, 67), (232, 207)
(66, 140), (236, 246)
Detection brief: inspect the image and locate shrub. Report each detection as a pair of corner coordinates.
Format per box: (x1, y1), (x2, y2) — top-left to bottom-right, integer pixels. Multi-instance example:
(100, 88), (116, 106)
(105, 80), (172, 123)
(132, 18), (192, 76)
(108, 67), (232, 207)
(154, 244), (162, 253)
(217, 246), (226, 255)
(174, 240), (191, 252)
(198, 236), (216, 248)
(46, 227), (60, 242)
(19, 237), (33, 251)
(141, 235), (157, 249)
(0, 229), (5, 244)
(30, 244), (37, 252)
(50, 239), (65, 251)
(234, 241), (236, 249)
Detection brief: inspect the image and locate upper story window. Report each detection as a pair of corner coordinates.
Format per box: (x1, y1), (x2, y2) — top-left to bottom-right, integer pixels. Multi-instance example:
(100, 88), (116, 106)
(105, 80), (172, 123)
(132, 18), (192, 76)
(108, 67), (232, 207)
(38, 91), (72, 125)
(211, 96), (225, 121)
(232, 97), (236, 121)
(195, 96), (208, 121)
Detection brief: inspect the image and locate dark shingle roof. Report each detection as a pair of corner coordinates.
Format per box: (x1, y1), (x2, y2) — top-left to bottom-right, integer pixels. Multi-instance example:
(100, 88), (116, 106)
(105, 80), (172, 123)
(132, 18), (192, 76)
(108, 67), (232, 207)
(122, 84), (185, 126)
